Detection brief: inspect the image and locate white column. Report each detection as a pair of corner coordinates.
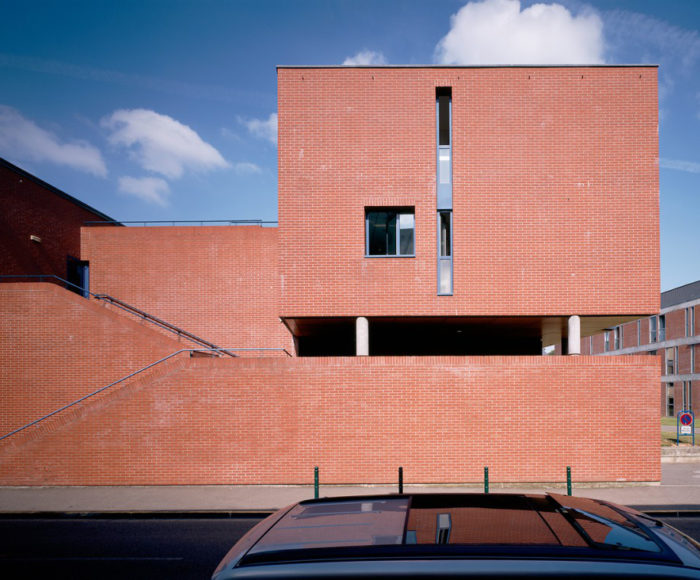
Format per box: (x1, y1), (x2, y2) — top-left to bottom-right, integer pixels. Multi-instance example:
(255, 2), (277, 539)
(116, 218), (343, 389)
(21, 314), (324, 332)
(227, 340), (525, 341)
(568, 315), (581, 355)
(356, 317), (369, 356)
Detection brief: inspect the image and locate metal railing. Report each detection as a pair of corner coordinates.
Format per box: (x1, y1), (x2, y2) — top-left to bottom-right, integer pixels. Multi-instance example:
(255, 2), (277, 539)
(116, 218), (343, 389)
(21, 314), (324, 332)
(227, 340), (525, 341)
(92, 294), (237, 357)
(1, 349), (203, 442)
(0, 345), (291, 442)
(83, 219), (277, 227)
(0, 275), (235, 357)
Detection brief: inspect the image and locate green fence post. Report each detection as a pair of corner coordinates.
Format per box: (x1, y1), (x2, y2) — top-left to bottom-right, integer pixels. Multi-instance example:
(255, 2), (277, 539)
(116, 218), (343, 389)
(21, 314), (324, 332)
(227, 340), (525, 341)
(484, 466), (489, 494)
(566, 466), (572, 496)
(398, 466), (404, 494)
(314, 466), (319, 499)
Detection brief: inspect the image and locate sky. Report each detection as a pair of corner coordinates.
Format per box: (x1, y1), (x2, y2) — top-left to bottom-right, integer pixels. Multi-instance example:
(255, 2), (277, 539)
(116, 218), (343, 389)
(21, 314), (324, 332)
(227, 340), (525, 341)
(1, 0), (699, 291)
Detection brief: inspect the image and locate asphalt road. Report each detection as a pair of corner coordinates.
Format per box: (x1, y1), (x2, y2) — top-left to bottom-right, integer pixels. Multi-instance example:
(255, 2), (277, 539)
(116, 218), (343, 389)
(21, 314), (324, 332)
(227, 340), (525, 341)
(0, 515), (698, 579)
(0, 516), (264, 580)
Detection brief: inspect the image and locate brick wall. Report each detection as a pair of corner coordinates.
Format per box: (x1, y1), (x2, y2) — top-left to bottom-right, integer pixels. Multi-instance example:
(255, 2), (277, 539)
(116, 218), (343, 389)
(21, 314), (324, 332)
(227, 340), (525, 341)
(279, 66), (659, 318)
(0, 162), (113, 278)
(0, 355), (660, 485)
(0, 283), (183, 434)
(81, 226), (293, 354)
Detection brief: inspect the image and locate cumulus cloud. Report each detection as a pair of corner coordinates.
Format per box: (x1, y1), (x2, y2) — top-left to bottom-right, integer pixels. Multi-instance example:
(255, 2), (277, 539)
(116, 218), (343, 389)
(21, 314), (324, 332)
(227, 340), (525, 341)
(659, 158), (700, 174)
(342, 50), (387, 66)
(233, 162), (262, 175)
(102, 109), (229, 179)
(240, 113), (277, 145)
(435, 0), (604, 65)
(0, 105), (106, 176)
(118, 176), (170, 206)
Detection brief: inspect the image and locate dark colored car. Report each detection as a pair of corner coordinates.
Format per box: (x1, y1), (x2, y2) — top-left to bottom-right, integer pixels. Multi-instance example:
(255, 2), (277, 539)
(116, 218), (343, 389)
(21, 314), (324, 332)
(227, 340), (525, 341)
(212, 493), (700, 579)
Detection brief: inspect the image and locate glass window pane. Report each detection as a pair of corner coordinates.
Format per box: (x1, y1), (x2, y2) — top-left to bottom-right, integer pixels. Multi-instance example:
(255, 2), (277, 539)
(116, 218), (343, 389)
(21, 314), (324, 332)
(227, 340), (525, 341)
(439, 148), (450, 184)
(387, 214), (397, 255)
(659, 315), (666, 341)
(398, 213), (414, 255)
(368, 212), (391, 255)
(438, 95), (450, 146)
(439, 259), (452, 294)
(440, 212), (451, 257)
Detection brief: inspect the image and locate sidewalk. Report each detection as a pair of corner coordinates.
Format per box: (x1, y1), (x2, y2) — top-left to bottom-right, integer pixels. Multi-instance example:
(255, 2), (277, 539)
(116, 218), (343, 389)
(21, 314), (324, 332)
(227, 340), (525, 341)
(0, 464), (698, 514)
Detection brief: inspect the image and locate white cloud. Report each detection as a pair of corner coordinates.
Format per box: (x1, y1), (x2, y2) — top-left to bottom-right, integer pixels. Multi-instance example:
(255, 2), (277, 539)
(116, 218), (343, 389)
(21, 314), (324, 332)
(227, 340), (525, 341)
(240, 113), (277, 145)
(233, 162), (262, 175)
(435, 0), (604, 65)
(603, 10), (700, 71)
(342, 50), (387, 66)
(659, 158), (700, 174)
(601, 11), (700, 117)
(118, 176), (170, 206)
(102, 109), (229, 179)
(0, 105), (106, 176)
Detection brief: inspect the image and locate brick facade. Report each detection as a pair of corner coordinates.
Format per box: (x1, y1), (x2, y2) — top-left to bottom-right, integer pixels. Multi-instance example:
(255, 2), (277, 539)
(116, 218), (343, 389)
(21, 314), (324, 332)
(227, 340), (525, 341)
(0, 283), (181, 434)
(279, 67), (658, 319)
(81, 225), (293, 354)
(0, 66), (662, 485)
(0, 356), (660, 485)
(0, 158), (114, 281)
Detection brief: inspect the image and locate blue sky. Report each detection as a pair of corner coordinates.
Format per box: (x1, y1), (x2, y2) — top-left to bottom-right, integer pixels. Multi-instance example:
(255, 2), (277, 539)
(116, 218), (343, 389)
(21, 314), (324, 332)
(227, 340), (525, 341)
(1, 0), (698, 291)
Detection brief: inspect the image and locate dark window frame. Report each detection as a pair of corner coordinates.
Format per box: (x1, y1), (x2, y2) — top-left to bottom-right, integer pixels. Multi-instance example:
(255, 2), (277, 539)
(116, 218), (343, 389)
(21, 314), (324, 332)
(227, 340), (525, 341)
(365, 207), (415, 258)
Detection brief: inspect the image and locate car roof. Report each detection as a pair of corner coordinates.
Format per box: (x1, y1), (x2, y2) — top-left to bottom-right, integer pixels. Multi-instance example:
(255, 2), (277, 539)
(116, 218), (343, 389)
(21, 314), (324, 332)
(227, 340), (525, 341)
(229, 492), (683, 570)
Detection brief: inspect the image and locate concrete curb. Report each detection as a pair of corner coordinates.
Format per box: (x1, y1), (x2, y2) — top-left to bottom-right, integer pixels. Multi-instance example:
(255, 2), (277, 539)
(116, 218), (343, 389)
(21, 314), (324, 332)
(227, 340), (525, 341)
(662, 446), (700, 463)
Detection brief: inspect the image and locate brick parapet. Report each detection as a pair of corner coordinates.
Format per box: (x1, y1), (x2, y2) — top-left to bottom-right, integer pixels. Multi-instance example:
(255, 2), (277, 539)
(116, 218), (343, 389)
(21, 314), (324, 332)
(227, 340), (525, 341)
(0, 355), (660, 485)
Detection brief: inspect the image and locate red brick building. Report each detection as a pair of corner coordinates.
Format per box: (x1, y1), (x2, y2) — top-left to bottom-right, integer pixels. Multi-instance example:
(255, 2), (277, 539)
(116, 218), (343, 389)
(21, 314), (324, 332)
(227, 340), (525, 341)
(0, 65), (661, 486)
(0, 157), (116, 294)
(584, 280), (699, 416)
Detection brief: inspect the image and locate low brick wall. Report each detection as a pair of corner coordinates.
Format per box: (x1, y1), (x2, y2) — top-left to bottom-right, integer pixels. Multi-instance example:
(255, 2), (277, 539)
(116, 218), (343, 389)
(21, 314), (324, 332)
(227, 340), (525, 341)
(0, 283), (182, 434)
(0, 355), (660, 485)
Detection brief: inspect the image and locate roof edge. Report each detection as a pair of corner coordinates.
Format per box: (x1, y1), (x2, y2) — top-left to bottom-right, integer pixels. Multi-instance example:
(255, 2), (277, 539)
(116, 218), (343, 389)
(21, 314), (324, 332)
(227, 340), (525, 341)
(0, 156), (119, 224)
(277, 64), (659, 69)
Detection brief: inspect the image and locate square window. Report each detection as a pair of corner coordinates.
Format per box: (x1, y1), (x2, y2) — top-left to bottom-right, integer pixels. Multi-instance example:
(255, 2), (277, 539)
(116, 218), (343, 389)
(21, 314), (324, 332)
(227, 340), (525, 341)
(366, 208), (415, 257)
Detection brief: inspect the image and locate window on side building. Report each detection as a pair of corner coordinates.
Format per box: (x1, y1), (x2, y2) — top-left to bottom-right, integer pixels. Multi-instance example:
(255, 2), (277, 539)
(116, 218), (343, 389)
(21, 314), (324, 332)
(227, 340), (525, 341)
(666, 384), (675, 417)
(692, 345), (696, 374)
(650, 316), (658, 343)
(604, 331), (610, 352)
(666, 347), (676, 376)
(659, 314), (666, 341)
(366, 208), (415, 257)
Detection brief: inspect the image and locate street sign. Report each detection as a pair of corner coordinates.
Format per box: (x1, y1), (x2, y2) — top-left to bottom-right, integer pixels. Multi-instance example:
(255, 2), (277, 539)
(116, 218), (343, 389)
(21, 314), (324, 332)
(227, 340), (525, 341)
(678, 411), (695, 443)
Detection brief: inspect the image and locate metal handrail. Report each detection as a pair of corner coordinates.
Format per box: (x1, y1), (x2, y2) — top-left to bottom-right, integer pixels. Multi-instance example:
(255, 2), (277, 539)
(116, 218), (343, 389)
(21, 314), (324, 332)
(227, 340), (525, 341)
(0, 346), (292, 442)
(0, 275), (236, 357)
(93, 294), (236, 357)
(83, 219), (278, 227)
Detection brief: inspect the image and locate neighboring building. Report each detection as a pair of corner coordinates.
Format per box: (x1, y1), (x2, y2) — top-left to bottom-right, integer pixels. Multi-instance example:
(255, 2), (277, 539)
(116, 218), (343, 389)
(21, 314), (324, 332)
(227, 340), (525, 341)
(585, 281), (699, 416)
(0, 65), (662, 486)
(0, 157), (117, 295)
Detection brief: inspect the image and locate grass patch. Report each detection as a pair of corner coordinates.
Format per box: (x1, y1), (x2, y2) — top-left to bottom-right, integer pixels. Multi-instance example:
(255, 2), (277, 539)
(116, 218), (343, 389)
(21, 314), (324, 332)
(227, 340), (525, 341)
(662, 431), (693, 446)
(661, 417), (677, 427)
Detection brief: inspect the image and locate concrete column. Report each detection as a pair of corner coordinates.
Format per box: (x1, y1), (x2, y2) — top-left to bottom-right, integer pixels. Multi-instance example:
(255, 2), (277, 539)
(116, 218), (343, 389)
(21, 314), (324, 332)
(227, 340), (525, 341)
(568, 315), (581, 355)
(356, 316), (369, 356)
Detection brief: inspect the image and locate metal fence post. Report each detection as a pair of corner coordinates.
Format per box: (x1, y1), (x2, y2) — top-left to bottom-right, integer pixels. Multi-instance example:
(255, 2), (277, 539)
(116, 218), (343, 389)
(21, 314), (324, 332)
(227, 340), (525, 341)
(398, 466), (404, 494)
(566, 466), (572, 496)
(314, 466), (319, 499)
(484, 466), (489, 494)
